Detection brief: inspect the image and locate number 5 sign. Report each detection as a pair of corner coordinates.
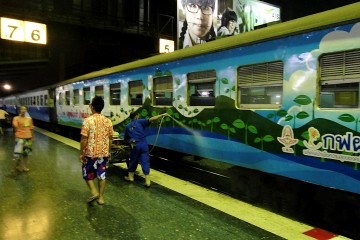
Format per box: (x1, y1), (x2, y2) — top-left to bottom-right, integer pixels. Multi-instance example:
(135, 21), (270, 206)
(1, 17), (47, 44)
(159, 39), (174, 53)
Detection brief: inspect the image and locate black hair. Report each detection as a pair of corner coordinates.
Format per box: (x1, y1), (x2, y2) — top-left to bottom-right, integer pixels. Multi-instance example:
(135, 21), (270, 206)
(179, 20), (216, 49)
(217, 8), (237, 33)
(182, 0), (216, 9)
(179, 0), (216, 48)
(91, 96), (104, 113)
(129, 112), (138, 120)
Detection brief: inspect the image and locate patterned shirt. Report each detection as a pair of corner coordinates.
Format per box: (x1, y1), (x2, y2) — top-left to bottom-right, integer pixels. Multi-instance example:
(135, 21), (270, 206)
(81, 113), (113, 157)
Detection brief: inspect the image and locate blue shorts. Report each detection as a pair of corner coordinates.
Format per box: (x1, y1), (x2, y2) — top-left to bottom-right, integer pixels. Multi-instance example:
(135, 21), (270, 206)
(82, 156), (109, 181)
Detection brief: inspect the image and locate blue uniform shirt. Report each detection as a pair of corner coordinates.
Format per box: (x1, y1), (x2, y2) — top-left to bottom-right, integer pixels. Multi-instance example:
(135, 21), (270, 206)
(124, 119), (150, 143)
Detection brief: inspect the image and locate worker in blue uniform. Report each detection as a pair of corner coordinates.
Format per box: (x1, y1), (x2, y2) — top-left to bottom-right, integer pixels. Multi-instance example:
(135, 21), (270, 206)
(124, 111), (169, 187)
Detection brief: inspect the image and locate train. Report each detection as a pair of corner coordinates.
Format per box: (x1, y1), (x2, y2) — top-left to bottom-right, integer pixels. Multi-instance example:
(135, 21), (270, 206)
(2, 3), (360, 238)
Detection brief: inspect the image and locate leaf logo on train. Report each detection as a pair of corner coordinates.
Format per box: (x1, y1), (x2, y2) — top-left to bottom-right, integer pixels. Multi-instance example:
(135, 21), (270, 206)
(279, 125), (360, 166)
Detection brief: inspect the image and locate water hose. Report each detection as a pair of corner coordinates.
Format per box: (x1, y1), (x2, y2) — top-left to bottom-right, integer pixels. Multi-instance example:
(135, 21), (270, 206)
(149, 115), (165, 153)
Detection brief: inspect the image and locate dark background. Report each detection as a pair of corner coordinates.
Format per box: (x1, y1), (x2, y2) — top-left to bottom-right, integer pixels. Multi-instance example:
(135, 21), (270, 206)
(0, 0), (358, 97)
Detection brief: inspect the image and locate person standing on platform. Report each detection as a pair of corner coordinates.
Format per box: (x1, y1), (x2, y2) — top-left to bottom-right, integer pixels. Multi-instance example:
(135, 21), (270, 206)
(80, 96), (113, 205)
(12, 106), (34, 172)
(0, 107), (9, 135)
(124, 111), (169, 187)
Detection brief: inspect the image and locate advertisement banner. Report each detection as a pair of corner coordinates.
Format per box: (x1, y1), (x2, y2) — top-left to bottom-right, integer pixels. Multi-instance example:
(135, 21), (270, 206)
(177, 0), (280, 49)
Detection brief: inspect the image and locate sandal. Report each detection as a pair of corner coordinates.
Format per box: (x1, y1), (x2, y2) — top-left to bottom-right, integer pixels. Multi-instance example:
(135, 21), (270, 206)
(96, 199), (105, 205)
(87, 195), (99, 204)
(22, 168), (30, 172)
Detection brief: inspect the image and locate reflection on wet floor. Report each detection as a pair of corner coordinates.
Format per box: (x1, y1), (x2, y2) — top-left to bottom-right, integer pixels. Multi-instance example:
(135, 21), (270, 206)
(0, 129), (287, 240)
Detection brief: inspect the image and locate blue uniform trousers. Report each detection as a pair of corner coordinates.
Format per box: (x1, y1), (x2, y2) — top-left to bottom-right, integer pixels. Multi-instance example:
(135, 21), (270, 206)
(128, 140), (150, 175)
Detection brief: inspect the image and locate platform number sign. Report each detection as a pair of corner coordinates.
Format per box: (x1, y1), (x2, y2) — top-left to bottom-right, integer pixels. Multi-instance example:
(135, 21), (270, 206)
(0, 17), (47, 44)
(159, 39), (174, 53)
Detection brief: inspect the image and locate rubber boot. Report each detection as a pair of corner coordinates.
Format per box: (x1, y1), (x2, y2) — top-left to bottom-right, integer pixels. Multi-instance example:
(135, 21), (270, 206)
(145, 175), (151, 188)
(124, 172), (134, 182)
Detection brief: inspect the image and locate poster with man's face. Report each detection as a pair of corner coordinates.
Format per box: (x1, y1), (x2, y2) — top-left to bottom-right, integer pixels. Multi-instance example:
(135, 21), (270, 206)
(177, 0), (280, 49)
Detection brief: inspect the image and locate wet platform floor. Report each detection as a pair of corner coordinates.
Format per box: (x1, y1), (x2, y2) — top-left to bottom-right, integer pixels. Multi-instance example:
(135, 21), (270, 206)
(0, 128), (344, 240)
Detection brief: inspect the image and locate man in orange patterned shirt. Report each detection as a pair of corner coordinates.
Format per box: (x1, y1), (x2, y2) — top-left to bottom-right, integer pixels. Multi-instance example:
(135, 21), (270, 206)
(80, 96), (113, 205)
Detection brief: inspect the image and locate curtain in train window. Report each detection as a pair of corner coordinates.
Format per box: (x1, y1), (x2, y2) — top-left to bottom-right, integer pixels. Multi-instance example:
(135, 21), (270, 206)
(83, 87), (91, 105)
(73, 89), (80, 105)
(238, 61), (283, 109)
(110, 83), (121, 105)
(187, 70), (216, 106)
(153, 76), (173, 106)
(319, 50), (360, 108)
(129, 80), (143, 105)
(95, 85), (104, 99)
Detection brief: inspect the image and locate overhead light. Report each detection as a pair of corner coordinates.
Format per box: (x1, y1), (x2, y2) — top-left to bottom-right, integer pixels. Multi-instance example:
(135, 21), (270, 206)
(3, 84), (11, 90)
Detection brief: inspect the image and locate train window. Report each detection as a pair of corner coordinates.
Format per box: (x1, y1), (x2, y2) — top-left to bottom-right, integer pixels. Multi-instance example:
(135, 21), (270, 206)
(40, 95), (44, 106)
(153, 76), (173, 106)
(65, 91), (70, 105)
(32, 96), (36, 105)
(319, 50), (360, 108)
(129, 80), (143, 105)
(188, 70), (216, 106)
(73, 89), (80, 105)
(238, 61), (283, 109)
(36, 96), (40, 105)
(59, 93), (64, 105)
(110, 83), (120, 105)
(95, 86), (104, 99)
(44, 95), (48, 105)
(83, 87), (91, 105)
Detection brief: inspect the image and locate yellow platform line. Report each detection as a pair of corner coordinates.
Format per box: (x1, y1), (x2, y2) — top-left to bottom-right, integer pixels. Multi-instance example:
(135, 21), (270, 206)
(35, 128), (350, 240)
(35, 127), (80, 150)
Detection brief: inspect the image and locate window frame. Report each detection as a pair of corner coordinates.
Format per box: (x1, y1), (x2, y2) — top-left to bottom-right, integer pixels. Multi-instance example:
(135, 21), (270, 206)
(129, 80), (143, 105)
(83, 87), (91, 105)
(237, 61), (283, 109)
(319, 49), (360, 109)
(187, 70), (216, 107)
(153, 76), (173, 106)
(109, 83), (121, 105)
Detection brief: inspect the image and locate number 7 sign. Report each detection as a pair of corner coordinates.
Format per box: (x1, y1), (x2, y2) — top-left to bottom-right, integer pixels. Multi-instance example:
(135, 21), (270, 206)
(0, 17), (24, 41)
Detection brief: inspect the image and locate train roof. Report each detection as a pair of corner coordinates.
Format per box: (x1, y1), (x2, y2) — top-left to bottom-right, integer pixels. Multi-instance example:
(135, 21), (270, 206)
(9, 2), (360, 93)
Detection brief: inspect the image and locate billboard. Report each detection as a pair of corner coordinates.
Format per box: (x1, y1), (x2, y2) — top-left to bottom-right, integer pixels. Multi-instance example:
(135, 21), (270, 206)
(177, 0), (280, 49)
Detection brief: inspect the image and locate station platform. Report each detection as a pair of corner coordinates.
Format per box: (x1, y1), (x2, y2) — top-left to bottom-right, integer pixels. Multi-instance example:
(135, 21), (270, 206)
(0, 127), (350, 240)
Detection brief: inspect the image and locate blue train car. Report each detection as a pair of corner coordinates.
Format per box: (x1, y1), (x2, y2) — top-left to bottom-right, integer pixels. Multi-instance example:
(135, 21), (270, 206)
(1, 95), (17, 115)
(2, 3), (360, 237)
(17, 89), (54, 123)
(56, 2), (360, 196)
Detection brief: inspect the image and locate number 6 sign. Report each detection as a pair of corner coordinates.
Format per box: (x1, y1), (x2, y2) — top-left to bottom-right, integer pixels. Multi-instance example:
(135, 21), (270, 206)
(1, 17), (47, 44)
